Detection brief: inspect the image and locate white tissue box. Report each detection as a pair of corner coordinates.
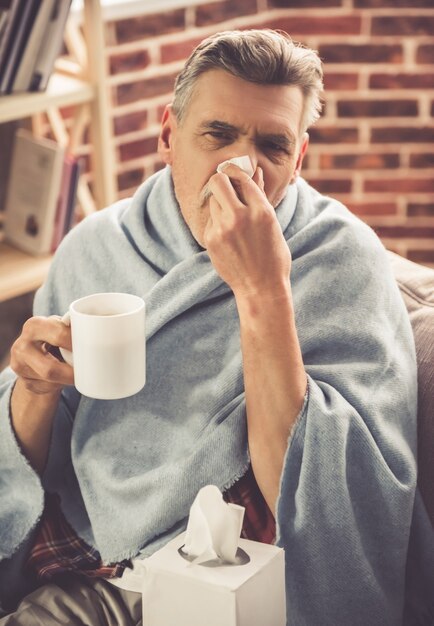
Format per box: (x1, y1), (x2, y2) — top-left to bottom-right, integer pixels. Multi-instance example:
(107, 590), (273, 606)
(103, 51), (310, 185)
(142, 531), (286, 626)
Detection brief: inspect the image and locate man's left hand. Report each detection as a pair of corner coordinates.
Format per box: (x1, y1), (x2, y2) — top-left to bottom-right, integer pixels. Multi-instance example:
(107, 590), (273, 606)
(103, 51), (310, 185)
(203, 164), (292, 300)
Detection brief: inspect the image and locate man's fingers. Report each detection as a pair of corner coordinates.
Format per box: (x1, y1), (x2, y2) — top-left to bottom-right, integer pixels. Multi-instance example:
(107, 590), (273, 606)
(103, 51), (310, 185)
(209, 164), (269, 210)
(11, 339), (74, 385)
(252, 166), (265, 192)
(208, 171), (246, 211)
(9, 315), (74, 389)
(21, 316), (72, 352)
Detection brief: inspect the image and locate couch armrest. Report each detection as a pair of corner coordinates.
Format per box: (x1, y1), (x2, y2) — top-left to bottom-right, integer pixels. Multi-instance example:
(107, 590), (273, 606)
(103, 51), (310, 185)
(387, 250), (434, 528)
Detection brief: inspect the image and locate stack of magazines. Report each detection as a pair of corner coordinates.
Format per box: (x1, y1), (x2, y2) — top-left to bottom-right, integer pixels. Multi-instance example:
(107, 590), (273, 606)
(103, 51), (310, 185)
(0, 0), (73, 95)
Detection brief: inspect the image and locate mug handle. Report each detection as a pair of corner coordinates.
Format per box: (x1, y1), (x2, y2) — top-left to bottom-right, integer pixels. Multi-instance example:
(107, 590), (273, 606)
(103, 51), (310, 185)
(59, 312), (74, 366)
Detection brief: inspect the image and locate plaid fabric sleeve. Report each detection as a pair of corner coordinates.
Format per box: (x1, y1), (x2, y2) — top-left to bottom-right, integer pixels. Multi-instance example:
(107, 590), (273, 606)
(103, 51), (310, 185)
(26, 467), (274, 581)
(26, 493), (131, 581)
(223, 465), (276, 545)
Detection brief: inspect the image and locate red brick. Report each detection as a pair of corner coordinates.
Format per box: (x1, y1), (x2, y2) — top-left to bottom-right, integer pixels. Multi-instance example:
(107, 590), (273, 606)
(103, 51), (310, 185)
(320, 153), (400, 169)
(269, 0), (341, 6)
(161, 37), (204, 64)
(306, 178), (352, 194)
(365, 179), (434, 193)
(417, 45), (434, 64)
(408, 203), (434, 217)
(356, 0), (434, 5)
(116, 73), (177, 106)
(408, 250), (434, 265)
(324, 73), (359, 90)
(371, 126), (434, 143)
(195, 0), (257, 27)
(372, 16), (434, 36)
(375, 226), (434, 238)
(346, 202), (397, 216)
(319, 44), (402, 64)
(117, 168), (145, 191)
(338, 99), (418, 118)
(309, 126), (358, 143)
(119, 136), (159, 161)
(109, 50), (151, 75)
(369, 73), (434, 90)
(113, 111), (148, 137)
(409, 153), (434, 168)
(114, 10), (185, 44)
(266, 16), (361, 36)
(59, 105), (75, 119)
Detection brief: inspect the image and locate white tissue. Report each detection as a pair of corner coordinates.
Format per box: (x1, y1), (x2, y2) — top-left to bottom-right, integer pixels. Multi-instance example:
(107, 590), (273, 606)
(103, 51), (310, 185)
(216, 155), (254, 177)
(183, 485), (245, 564)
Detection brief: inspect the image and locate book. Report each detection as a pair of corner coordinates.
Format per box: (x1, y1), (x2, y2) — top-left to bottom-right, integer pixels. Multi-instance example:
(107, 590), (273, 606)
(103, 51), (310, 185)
(62, 157), (81, 235)
(0, 7), (10, 45)
(0, 0), (41, 94)
(0, 0), (23, 83)
(4, 129), (65, 256)
(50, 152), (76, 251)
(0, 120), (18, 214)
(11, 0), (56, 93)
(28, 0), (73, 93)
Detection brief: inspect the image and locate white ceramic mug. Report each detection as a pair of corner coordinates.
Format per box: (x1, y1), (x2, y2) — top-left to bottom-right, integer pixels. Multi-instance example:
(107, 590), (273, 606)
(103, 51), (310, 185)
(60, 292), (146, 400)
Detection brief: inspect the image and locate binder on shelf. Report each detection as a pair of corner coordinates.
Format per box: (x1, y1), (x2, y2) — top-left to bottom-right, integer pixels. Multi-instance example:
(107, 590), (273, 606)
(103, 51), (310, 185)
(4, 129), (65, 256)
(11, 0), (56, 93)
(0, 0), (40, 94)
(28, 0), (73, 93)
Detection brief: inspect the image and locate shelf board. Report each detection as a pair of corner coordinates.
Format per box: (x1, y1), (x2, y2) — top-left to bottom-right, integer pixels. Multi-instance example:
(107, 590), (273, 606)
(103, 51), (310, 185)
(0, 74), (95, 124)
(0, 242), (52, 302)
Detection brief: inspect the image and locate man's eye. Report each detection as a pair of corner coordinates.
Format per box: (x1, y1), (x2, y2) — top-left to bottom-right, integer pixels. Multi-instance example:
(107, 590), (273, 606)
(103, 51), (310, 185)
(205, 132), (233, 141)
(263, 142), (287, 153)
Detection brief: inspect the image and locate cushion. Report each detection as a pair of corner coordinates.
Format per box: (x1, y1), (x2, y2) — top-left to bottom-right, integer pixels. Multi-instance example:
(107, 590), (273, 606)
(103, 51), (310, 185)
(388, 251), (434, 527)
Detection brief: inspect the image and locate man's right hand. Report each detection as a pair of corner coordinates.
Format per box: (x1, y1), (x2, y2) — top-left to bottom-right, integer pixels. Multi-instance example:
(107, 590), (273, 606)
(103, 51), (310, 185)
(8, 316), (74, 475)
(10, 315), (74, 395)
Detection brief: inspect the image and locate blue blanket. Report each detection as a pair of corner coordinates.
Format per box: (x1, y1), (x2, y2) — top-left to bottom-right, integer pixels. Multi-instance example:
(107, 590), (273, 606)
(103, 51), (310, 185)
(0, 167), (429, 623)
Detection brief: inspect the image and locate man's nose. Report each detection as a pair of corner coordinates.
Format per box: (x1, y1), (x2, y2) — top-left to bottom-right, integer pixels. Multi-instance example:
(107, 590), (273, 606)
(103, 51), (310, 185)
(241, 143), (259, 173)
(246, 152), (258, 174)
(226, 149), (259, 175)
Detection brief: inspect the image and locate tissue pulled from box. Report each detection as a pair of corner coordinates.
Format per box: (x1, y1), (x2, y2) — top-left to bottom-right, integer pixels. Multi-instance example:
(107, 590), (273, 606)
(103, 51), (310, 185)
(183, 485), (245, 564)
(216, 155), (254, 177)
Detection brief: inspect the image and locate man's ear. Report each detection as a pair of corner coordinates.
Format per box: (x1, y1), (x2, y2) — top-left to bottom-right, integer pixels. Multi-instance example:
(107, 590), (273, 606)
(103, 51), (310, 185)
(289, 132), (309, 184)
(158, 104), (177, 165)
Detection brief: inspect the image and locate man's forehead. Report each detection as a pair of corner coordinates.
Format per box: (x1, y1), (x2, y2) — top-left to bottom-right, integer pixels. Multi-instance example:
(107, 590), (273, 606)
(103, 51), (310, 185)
(186, 70), (304, 137)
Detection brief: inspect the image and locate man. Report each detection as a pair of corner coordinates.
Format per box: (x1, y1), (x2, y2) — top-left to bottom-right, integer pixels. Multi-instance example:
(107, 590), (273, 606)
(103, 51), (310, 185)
(0, 29), (432, 625)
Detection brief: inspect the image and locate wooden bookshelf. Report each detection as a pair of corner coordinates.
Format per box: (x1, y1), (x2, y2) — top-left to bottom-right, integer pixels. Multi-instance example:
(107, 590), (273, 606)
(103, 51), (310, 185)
(0, 243), (52, 303)
(0, 74), (95, 123)
(0, 0), (116, 304)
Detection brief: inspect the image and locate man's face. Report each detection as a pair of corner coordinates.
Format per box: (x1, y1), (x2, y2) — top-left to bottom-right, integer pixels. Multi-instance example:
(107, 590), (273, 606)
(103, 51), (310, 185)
(158, 69), (308, 247)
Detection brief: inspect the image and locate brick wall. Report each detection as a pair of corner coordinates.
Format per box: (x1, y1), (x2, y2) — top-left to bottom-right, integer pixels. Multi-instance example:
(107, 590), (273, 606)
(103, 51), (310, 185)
(102, 0), (434, 266)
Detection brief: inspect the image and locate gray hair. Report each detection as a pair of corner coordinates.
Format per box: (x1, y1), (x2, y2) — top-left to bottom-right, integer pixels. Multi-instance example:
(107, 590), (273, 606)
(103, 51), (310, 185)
(172, 29), (324, 133)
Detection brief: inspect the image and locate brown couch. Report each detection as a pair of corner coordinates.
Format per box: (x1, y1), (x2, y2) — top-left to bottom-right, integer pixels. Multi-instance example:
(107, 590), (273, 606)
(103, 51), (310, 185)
(388, 251), (434, 528)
